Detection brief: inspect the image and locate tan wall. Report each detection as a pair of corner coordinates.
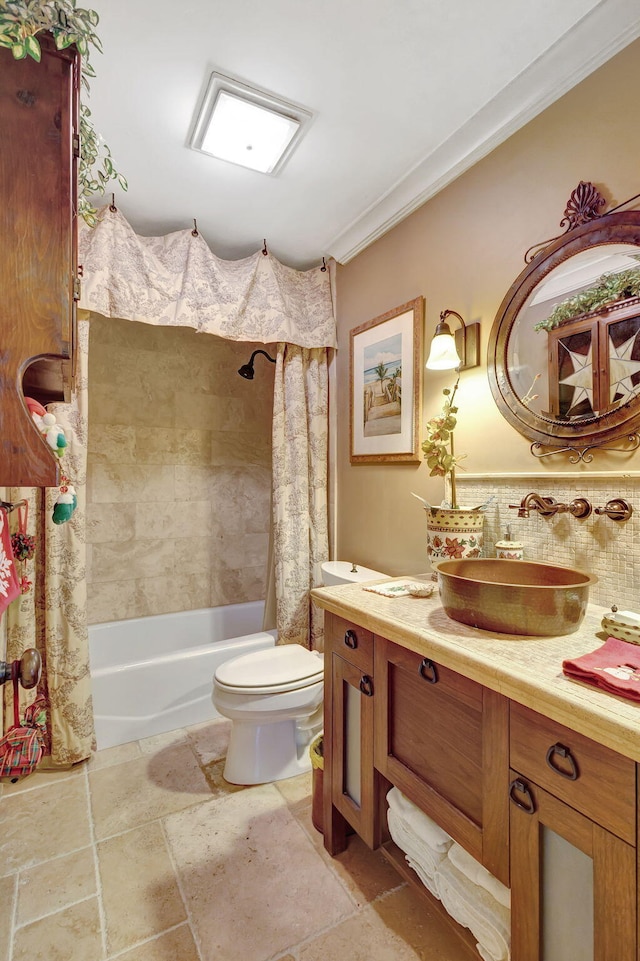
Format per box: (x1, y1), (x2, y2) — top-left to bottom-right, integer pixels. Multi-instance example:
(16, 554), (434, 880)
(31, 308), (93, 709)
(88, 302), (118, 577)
(334, 39), (640, 583)
(86, 317), (273, 624)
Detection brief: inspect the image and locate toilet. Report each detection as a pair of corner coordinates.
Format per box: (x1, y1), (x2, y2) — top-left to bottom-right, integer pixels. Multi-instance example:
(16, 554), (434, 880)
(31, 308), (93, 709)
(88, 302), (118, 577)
(212, 560), (386, 785)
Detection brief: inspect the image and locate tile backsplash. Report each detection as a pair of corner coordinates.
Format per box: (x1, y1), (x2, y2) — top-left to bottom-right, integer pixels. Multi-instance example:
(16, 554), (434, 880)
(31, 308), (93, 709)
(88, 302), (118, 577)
(458, 476), (640, 611)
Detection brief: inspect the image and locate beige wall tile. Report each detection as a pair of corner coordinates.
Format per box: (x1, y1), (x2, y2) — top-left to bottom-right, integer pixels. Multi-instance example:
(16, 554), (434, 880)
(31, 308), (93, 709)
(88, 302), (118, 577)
(0, 779), (91, 873)
(17, 848), (96, 926)
(98, 821), (186, 955)
(89, 463), (176, 504)
(133, 571), (211, 618)
(87, 423), (136, 462)
(91, 539), (178, 583)
(12, 898), (102, 961)
(210, 565), (266, 608)
(210, 430), (272, 468)
(86, 501), (136, 545)
(135, 427), (212, 466)
(87, 578), (138, 624)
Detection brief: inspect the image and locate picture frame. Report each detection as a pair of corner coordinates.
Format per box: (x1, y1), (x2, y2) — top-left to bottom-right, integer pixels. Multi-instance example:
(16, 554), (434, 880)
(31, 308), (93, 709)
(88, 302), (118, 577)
(350, 296), (424, 463)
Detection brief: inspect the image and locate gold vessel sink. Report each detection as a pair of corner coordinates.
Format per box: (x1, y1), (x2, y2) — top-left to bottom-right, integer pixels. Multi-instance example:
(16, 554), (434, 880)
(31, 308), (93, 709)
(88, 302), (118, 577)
(432, 558), (597, 636)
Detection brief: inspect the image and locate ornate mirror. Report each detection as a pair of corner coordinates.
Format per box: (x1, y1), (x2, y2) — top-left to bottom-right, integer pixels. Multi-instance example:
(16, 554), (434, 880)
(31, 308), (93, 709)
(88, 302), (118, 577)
(488, 183), (640, 461)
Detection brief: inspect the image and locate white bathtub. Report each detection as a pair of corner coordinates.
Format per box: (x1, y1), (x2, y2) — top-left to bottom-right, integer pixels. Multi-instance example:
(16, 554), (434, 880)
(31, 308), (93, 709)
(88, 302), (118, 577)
(89, 602), (276, 750)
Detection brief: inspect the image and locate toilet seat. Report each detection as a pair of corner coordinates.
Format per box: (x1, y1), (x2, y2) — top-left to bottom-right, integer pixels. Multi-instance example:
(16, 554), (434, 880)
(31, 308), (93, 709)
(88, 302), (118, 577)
(214, 645), (323, 695)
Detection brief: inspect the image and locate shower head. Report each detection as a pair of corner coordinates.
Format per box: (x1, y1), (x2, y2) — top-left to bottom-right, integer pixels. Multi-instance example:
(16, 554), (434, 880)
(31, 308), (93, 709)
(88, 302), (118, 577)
(237, 349), (276, 380)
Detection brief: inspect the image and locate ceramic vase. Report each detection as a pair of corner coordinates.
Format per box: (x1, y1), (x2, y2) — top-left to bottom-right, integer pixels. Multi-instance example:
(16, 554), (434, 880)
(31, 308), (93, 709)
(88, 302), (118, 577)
(425, 507), (485, 566)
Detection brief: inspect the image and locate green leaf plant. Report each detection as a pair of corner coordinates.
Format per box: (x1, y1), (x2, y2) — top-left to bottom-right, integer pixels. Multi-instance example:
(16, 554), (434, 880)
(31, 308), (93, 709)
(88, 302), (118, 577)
(535, 264), (640, 333)
(0, 0), (127, 227)
(421, 374), (466, 510)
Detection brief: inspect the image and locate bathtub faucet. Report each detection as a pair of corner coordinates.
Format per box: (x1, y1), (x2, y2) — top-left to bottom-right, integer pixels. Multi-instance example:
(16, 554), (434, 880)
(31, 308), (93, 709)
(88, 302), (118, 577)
(509, 492), (592, 519)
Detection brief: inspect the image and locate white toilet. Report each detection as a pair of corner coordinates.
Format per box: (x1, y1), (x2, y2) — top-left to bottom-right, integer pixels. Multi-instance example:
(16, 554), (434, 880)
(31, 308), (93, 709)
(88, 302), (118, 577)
(212, 560), (386, 785)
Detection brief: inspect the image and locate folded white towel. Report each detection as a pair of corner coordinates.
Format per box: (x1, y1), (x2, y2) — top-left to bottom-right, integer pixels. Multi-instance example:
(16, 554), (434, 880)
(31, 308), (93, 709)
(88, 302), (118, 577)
(435, 857), (511, 961)
(387, 787), (453, 853)
(387, 809), (446, 886)
(448, 842), (511, 909)
(406, 854), (440, 899)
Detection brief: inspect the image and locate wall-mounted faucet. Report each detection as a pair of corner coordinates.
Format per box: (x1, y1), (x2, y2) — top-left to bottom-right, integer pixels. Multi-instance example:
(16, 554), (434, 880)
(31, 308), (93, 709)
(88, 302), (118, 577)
(594, 498), (633, 521)
(509, 492), (592, 519)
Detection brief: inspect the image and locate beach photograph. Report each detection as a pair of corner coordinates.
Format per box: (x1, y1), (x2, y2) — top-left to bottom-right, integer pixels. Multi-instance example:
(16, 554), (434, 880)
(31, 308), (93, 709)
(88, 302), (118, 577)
(362, 332), (402, 436)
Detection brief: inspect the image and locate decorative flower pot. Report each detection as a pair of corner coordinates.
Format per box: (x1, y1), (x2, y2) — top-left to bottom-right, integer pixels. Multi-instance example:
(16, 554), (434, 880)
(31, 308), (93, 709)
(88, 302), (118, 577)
(425, 507), (485, 565)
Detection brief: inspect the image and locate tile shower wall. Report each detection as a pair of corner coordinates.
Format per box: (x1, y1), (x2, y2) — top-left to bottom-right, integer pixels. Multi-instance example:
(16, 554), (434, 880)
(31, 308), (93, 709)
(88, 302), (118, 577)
(457, 476), (640, 611)
(86, 317), (274, 625)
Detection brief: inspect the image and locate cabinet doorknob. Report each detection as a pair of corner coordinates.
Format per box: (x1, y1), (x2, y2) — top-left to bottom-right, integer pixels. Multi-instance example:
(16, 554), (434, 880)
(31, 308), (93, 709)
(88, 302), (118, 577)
(418, 658), (438, 684)
(359, 674), (374, 697)
(509, 777), (536, 814)
(344, 629), (358, 649)
(545, 742), (579, 780)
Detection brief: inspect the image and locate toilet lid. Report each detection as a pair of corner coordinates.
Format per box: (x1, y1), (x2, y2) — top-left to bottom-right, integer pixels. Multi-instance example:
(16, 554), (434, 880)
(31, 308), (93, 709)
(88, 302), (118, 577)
(214, 645), (324, 693)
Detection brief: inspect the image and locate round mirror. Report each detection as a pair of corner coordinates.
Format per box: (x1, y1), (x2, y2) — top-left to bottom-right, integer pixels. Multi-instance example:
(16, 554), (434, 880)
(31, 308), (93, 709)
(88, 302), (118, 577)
(488, 207), (640, 451)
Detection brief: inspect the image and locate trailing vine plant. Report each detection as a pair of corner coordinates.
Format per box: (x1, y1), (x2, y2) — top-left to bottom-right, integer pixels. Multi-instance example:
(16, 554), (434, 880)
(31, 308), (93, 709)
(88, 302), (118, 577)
(535, 264), (640, 332)
(0, 0), (127, 226)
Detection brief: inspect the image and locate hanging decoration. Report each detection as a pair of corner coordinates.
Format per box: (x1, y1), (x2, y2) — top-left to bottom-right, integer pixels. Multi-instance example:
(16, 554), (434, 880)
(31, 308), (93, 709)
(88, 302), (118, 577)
(10, 502), (35, 594)
(24, 397), (78, 524)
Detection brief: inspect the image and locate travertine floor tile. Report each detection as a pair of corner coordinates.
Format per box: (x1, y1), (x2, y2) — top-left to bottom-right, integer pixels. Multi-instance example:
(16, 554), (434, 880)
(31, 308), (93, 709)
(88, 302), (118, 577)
(0, 762), (83, 796)
(0, 875), (16, 961)
(164, 784), (355, 961)
(17, 848), (96, 926)
(12, 897), (102, 961)
(138, 729), (189, 755)
(0, 778), (91, 873)
(374, 885), (478, 959)
(114, 924), (200, 961)
(297, 902), (424, 961)
(89, 742), (211, 839)
(89, 739), (142, 771)
(98, 821), (186, 956)
(187, 718), (231, 765)
(200, 758), (246, 796)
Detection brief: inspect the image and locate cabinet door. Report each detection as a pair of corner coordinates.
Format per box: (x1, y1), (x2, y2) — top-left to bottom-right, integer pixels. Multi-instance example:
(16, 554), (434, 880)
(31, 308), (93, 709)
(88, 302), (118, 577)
(509, 773), (636, 961)
(327, 653), (380, 850)
(374, 637), (509, 884)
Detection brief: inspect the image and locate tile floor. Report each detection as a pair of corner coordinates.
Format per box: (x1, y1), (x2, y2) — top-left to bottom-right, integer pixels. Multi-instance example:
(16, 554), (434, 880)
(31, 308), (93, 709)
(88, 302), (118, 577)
(0, 719), (474, 961)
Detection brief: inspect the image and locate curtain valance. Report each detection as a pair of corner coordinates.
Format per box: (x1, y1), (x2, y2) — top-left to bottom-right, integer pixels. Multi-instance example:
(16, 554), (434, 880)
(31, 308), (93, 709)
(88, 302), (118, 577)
(78, 206), (337, 349)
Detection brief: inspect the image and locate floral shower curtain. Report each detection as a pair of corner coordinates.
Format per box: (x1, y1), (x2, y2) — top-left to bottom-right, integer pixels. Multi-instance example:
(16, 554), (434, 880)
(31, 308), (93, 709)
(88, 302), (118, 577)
(271, 345), (330, 649)
(2, 321), (93, 764)
(79, 205), (337, 653)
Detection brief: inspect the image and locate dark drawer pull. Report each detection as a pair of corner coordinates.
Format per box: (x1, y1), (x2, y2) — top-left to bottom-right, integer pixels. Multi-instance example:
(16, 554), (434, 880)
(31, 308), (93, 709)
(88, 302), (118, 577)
(419, 658), (438, 684)
(344, 629), (358, 649)
(359, 674), (374, 697)
(546, 742), (579, 780)
(509, 778), (536, 814)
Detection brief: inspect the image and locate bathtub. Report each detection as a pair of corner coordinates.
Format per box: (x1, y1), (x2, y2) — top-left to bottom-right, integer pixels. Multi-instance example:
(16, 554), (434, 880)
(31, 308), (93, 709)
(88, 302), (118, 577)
(89, 602), (276, 750)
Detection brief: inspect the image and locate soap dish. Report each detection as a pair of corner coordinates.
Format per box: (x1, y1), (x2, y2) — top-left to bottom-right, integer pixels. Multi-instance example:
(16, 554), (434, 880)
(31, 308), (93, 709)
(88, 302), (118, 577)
(601, 613), (640, 645)
(406, 583), (435, 598)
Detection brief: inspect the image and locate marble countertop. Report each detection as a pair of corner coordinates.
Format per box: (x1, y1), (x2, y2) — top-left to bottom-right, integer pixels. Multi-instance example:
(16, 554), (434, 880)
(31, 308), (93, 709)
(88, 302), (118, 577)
(311, 577), (640, 762)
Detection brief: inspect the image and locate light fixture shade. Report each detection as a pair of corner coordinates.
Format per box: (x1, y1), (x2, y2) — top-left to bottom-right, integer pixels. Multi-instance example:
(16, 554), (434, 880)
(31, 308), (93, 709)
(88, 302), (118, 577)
(426, 331), (461, 370)
(189, 72), (312, 175)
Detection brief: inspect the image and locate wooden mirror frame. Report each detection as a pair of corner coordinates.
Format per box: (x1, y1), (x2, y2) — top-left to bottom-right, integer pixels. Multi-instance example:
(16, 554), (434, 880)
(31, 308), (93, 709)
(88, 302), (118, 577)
(488, 206), (640, 451)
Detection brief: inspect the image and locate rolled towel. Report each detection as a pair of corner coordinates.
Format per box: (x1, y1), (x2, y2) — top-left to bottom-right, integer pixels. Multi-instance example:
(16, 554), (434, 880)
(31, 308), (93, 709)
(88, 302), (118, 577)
(387, 809), (446, 889)
(435, 857), (511, 961)
(448, 842), (511, 909)
(387, 787), (453, 853)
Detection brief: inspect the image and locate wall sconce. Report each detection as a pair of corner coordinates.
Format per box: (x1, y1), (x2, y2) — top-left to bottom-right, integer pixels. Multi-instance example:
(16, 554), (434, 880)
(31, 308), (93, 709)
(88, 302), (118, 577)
(425, 309), (480, 371)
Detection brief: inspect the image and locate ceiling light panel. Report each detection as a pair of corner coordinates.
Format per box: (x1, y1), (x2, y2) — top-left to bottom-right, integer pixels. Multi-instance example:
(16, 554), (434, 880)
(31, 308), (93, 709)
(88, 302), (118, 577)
(189, 73), (312, 175)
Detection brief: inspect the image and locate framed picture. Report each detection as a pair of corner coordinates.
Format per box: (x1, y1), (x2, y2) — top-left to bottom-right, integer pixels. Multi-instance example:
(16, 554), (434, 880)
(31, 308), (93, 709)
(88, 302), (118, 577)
(350, 296), (424, 463)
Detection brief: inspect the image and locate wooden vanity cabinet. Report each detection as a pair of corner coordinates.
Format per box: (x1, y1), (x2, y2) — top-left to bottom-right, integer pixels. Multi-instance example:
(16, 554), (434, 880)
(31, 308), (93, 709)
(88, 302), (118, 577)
(0, 37), (79, 486)
(374, 637), (509, 885)
(323, 613), (385, 854)
(509, 703), (637, 960)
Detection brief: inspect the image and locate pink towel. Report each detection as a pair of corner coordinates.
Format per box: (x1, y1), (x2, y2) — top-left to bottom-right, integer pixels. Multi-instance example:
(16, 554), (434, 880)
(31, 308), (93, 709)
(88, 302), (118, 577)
(0, 509), (20, 617)
(562, 637), (640, 701)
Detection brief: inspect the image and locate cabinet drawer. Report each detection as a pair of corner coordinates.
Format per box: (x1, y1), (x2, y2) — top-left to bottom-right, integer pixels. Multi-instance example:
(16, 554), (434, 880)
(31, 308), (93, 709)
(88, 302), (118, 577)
(324, 614), (373, 673)
(510, 702), (636, 843)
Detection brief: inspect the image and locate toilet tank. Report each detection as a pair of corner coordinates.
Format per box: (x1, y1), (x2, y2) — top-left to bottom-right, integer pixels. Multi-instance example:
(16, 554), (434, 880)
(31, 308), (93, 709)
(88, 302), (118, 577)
(321, 561), (387, 586)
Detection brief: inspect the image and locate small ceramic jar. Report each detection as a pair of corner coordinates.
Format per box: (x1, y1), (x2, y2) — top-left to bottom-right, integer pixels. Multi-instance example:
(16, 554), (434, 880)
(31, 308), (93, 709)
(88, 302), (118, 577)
(495, 539), (524, 560)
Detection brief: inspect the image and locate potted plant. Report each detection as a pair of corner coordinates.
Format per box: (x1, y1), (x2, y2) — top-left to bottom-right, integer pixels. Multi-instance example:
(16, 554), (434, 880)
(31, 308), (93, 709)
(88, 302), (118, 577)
(419, 376), (485, 563)
(0, 0), (127, 227)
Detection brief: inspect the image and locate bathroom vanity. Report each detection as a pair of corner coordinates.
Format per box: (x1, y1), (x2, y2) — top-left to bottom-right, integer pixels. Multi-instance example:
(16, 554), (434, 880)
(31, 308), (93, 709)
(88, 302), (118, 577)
(312, 578), (640, 960)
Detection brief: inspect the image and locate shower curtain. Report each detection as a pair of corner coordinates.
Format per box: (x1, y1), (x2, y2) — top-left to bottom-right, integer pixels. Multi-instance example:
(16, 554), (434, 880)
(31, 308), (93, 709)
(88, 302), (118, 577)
(79, 205), (336, 651)
(3, 321), (94, 764)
